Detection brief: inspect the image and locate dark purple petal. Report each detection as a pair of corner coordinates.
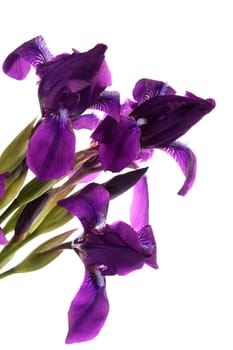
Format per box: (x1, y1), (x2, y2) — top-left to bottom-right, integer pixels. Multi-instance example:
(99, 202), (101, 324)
(71, 113), (100, 130)
(91, 116), (118, 143)
(131, 94), (216, 148)
(93, 116), (141, 172)
(26, 113), (75, 181)
(133, 78), (176, 104)
(0, 228), (8, 245)
(2, 36), (52, 80)
(83, 222), (145, 275)
(91, 91), (121, 120)
(66, 268), (109, 343)
(130, 176), (149, 231)
(38, 44), (111, 114)
(138, 225), (158, 269)
(58, 183), (110, 231)
(0, 172), (9, 199)
(161, 141), (197, 195)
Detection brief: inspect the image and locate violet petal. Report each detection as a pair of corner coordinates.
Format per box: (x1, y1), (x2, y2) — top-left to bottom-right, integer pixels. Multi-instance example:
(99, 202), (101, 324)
(131, 94), (216, 148)
(26, 114), (75, 181)
(130, 176), (149, 231)
(71, 113), (100, 130)
(161, 141), (197, 195)
(84, 223), (145, 275)
(133, 78), (176, 104)
(2, 36), (52, 80)
(58, 183), (110, 231)
(138, 225), (158, 269)
(66, 268), (109, 343)
(0, 228), (8, 245)
(91, 91), (121, 120)
(93, 116), (141, 172)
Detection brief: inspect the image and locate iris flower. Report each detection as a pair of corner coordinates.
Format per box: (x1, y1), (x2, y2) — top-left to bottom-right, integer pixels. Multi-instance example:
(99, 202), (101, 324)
(91, 79), (215, 195)
(3, 36), (111, 180)
(58, 177), (157, 343)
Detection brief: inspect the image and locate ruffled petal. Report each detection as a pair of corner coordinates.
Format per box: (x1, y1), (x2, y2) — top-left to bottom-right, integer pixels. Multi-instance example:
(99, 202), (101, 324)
(66, 268), (109, 344)
(2, 36), (52, 80)
(92, 116), (141, 172)
(161, 141), (197, 195)
(38, 44), (111, 114)
(58, 183), (110, 231)
(26, 114), (75, 181)
(91, 91), (121, 120)
(131, 94), (216, 148)
(130, 176), (149, 231)
(0, 228), (8, 245)
(0, 172), (10, 199)
(133, 78), (176, 104)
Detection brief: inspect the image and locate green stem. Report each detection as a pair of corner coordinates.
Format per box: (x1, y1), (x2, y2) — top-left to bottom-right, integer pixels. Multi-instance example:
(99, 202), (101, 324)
(0, 267), (15, 280)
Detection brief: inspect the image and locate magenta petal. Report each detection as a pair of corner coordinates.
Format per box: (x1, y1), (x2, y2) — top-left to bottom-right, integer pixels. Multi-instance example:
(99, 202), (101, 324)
(66, 268), (109, 344)
(133, 78), (176, 104)
(0, 228), (8, 245)
(2, 36), (52, 80)
(91, 91), (121, 120)
(130, 176), (149, 231)
(58, 183), (110, 231)
(0, 172), (10, 199)
(26, 115), (75, 181)
(161, 141), (197, 195)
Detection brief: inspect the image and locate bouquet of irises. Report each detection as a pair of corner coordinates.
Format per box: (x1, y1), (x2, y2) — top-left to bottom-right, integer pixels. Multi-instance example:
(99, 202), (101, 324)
(0, 36), (215, 344)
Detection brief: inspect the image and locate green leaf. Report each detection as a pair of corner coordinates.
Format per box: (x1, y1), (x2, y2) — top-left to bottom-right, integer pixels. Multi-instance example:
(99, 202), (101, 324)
(12, 229), (76, 273)
(0, 118), (36, 173)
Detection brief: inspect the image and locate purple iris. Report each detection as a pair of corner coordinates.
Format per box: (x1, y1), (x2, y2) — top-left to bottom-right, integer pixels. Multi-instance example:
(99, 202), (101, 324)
(3, 36), (111, 181)
(58, 178), (157, 343)
(91, 79), (215, 195)
(0, 228), (8, 245)
(0, 172), (9, 200)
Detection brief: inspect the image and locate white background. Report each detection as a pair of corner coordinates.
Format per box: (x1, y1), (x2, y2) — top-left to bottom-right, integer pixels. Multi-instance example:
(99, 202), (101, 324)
(0, 1), (232, 349)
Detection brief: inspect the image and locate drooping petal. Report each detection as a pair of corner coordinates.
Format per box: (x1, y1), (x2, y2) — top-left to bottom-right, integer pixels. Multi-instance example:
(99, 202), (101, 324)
(66, 268), (109, 344)
(58, 183), (110, 231)
(26, 113), (75, 181)
(133, 78), (176, 104)
(160, 141), (197, 195)
(130, 176), (149, 231)
(92, 116), (141, 172)
(91, 91), (121, 120)
(138, 225), (158, 269)
(131, 94), (216, 148)
(2, 36), (52, 80)
(0, 172), (10, 199)
(83, 223), (145, 275)
(71, 113), (100, 130)
(38, 44), (111, 114)
(0, 228), (8, 245)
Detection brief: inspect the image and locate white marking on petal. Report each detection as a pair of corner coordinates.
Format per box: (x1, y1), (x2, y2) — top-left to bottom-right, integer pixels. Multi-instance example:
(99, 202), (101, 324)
(137, 118), (147, 126)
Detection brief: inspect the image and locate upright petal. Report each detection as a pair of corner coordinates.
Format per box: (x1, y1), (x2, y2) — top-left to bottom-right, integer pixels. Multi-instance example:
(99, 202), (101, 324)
(133, 78), (176, 104)
(0, 172), (9, 199)
(131, 94), (216, 148)
(0, 228), (8, 245)
(26, 113), (75, 181)
(38, 44), (111, 114)
(161, 141), (197, 195)
(2, 36), (52, 80)
(130, 176), (149, 231)
(92, 116), (141, 172)
(66, 268), (109, 343)
(58, 183), (110, 231)
(91, 91), (121, 120)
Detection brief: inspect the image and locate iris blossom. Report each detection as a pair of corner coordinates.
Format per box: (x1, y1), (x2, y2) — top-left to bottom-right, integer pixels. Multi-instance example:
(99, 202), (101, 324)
(91, 79), (215, 195)
(58, 178), (157, 343)
(3, 36), (111, 181)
